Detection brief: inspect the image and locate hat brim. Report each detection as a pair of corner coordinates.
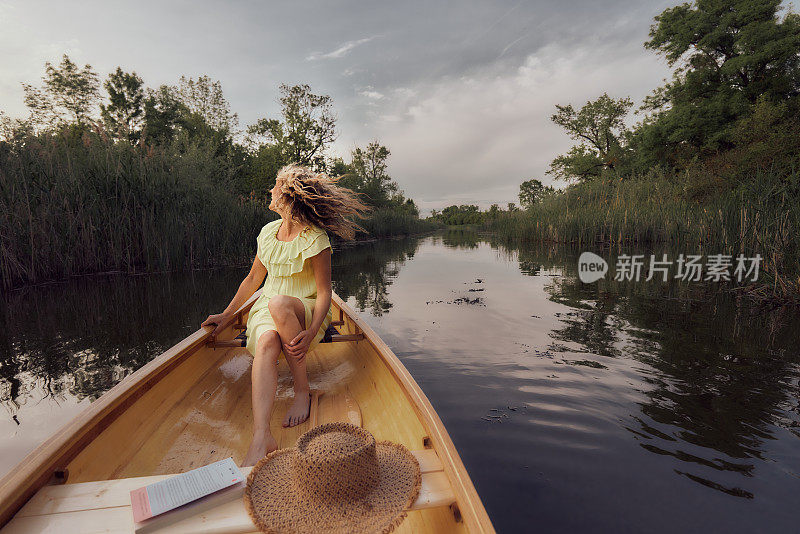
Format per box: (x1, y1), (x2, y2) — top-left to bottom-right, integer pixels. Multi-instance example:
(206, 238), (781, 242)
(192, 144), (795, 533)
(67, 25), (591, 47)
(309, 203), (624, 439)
(244, 441), (422, 534)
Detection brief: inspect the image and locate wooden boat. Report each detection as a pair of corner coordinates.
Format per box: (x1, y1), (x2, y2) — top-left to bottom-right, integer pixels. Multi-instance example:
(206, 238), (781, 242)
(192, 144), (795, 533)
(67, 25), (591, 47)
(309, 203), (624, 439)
(0, 289), (495, 533)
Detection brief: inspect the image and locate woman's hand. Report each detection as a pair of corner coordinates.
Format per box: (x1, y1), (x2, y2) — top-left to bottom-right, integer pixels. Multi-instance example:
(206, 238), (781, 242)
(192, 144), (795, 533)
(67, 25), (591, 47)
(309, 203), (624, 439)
(284, 329), (312, 363)
(201, 312), (231, 337)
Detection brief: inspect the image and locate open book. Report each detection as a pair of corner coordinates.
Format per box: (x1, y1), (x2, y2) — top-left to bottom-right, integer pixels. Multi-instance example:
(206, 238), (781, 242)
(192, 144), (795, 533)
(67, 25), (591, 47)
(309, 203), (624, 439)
(130, 457), (245, 533)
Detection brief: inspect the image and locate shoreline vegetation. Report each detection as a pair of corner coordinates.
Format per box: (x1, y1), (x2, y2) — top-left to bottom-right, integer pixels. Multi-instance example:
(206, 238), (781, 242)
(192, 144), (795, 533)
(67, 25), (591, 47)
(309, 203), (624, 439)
(1, 61), (435, 291)
(3, 2), (799, 306)
(430, 2), (800, 305)
(431, 164), (800, 306)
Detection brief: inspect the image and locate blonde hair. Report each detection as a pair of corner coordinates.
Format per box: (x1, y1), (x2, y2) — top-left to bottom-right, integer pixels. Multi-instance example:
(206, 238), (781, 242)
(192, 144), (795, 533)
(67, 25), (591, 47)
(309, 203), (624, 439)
(274, 164), (373, 240)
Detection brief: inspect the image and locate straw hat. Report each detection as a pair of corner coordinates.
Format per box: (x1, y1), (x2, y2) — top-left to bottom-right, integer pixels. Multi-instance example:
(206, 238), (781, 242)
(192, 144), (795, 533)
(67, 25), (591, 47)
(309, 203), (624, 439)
(244, 422), (422, 534)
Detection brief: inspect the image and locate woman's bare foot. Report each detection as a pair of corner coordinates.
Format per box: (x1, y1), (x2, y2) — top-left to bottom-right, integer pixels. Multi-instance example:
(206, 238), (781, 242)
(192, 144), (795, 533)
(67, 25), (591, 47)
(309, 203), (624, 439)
(283, 391), (312, 428)
(242, 433), (278, 467)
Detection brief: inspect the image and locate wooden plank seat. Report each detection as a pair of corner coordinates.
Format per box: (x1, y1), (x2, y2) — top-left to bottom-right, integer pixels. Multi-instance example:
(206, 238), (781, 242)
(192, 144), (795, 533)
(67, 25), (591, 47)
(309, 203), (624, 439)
(209, 322), (364, 350)
(4, 449), (455, 534)
(0, 387), (458, 533)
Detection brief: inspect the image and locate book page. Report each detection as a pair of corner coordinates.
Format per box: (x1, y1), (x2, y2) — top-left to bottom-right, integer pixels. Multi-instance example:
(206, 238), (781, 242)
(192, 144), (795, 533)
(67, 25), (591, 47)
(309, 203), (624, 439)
(130, 457), (244, 523)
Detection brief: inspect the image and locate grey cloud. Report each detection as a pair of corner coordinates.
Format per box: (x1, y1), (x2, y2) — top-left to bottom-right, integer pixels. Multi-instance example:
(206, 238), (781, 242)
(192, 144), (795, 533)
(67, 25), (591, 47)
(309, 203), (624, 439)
(306, 37), (377, 61)
(0, 0), (680, 215)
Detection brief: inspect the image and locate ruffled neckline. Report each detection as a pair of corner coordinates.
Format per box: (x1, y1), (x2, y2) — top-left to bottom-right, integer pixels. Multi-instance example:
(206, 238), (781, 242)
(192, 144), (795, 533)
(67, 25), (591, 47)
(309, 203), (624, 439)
(258, 219), (331, 277)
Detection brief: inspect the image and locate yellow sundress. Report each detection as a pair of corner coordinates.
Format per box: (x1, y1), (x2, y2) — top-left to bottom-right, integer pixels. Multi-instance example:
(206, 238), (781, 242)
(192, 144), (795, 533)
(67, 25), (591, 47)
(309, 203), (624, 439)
(245, 219), (334, 358)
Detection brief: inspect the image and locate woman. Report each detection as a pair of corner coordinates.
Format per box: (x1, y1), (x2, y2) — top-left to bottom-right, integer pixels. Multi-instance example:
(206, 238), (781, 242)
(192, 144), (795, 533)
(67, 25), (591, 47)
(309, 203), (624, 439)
(201, 163), (371, 467)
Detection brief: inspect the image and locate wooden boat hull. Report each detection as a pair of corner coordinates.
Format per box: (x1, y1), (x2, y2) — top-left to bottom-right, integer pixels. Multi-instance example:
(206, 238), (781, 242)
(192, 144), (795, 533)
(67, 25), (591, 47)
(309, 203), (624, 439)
(0, 290), (494, 533)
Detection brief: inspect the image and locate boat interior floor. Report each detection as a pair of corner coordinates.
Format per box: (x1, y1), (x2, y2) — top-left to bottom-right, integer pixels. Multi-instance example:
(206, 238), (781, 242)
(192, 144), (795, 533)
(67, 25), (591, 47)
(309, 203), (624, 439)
(36, 339), (467, 533)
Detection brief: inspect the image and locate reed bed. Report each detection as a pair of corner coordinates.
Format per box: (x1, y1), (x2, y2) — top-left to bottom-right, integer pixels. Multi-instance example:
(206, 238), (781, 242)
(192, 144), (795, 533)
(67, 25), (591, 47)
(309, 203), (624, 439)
(1, 129), (268, 290)
(487, 167), (800, 302)
(0, 129), (435, 291)
(356, 207), (440, 238)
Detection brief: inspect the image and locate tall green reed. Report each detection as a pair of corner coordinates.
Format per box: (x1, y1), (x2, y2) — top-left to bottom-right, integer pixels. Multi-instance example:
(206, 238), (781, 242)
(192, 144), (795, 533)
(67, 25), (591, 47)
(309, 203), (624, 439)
(0, 128), (268, 290)
(486, 167), (800, 302)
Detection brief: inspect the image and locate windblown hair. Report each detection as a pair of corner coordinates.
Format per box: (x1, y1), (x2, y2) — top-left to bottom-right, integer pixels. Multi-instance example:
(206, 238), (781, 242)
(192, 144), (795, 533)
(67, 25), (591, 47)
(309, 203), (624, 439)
(274, 163), (373, 241)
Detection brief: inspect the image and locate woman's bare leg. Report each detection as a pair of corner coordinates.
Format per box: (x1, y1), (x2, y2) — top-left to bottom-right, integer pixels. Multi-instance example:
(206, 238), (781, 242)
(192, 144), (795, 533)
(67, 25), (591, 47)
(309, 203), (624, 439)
(268, 295), (312, 428)
(242, 330), (281, 467)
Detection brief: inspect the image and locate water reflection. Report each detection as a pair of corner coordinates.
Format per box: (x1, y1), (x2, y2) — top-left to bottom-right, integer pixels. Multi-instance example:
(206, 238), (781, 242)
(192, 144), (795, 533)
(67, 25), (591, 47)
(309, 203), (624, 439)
(543, 248), (800, 472)
(1, 269), (248, 406)
(2, 227), (800, 532)
(332, 236), (421, 316)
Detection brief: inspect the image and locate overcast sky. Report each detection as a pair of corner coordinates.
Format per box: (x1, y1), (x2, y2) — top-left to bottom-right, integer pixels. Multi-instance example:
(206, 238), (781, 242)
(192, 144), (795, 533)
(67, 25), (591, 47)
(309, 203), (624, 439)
(1, 0), (683, 215)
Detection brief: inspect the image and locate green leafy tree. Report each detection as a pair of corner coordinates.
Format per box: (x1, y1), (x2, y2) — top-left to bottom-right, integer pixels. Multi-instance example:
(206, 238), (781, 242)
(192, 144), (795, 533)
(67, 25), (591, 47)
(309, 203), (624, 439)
(142, 85), (186, 145)
(0, 111), (16, 141)
(327, 156), (370, 198)
(402, 198), (419, 216)
(352, 142), (390, 185)
(547, 93), (633, 182)
(328, 156), (353, 178)
(519, 178), (555, 208)
(243, 143), (283, 198)
(177, 75), (238, 134)
(440, 204), (483, 224)
(100, 67), (144, 142)
(351, 141), (400, 207)
(632, 0), (800, 165)
(141, 76), (237, 151)
(248, 84), (337, 170)
(22, 54), (100, 128)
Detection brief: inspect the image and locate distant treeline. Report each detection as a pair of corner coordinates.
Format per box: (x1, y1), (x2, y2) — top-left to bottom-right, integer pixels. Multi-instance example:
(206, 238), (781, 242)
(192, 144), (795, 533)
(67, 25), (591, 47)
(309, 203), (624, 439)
(440, 1), (800, 303)
(0, 59), (435, 290)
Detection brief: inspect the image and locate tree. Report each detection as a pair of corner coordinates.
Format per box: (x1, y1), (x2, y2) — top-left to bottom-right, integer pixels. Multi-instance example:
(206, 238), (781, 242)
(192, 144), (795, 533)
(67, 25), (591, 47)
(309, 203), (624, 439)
(244, 143), (283, 197)
(248, 84), (337, 170)
(0, 111), (29, 142)
(519, 178), (555, 208)
(402, 198), (420, 216)
(22, 54), (100, 128)
(142, 85), (186, 145)
(440, 205), (483, 224)
(100, 67), (144, 142)
(645, 0), (800, 106)
(632, 0), (800, 163)
(350, 141), (400, 208)
(328, 156), (353, 178)
(547, 93), (633, 181)
(177, 75), (238, 134)
(325, 156), (358, 190)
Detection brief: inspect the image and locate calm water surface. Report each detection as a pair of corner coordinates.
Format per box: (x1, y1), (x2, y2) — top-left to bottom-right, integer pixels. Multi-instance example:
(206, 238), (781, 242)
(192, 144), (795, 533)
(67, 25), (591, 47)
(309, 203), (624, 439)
(2, 228), (799, 533)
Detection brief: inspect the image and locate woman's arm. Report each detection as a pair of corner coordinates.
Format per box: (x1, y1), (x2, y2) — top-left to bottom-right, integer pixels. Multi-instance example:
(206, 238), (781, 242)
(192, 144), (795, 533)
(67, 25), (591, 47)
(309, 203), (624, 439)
(306, 248), (333, 336)
(201, 254), (267, 336)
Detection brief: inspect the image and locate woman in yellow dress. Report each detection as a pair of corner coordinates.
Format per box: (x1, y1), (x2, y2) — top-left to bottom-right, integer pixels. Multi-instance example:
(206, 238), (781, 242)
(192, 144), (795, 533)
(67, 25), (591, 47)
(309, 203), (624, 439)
(202, 164), (370, 466)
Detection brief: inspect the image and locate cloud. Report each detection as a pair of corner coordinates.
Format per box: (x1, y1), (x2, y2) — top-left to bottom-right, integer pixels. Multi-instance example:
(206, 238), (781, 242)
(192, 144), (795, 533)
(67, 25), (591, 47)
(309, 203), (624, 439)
(0, 0), (676, 217)
(337, 37), (672, 214)
(306, 37), (375, 61)
(358, 87), (385, 100)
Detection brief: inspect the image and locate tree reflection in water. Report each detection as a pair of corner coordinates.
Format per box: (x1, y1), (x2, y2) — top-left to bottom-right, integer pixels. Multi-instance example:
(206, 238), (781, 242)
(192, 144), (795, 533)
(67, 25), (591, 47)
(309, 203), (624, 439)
(512, 242), (800, 498)
(3, 228), (800, 530)
(0, 233), (424, 409)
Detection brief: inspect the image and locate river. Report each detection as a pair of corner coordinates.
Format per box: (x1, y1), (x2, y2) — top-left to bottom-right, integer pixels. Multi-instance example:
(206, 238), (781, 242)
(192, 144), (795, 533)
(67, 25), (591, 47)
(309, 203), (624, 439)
(2, 227), (799, 532)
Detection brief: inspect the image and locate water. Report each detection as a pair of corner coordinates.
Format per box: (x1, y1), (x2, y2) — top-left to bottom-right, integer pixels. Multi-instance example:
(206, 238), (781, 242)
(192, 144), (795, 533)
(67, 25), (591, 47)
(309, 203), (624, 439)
(2, 228), (799, 532)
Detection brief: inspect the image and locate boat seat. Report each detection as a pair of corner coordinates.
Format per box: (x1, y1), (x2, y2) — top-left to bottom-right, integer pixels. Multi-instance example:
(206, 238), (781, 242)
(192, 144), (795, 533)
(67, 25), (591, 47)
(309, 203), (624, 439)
(1, 389), (460, 533)
(208, 320), (364, 349)
(4, 450), (456, 533)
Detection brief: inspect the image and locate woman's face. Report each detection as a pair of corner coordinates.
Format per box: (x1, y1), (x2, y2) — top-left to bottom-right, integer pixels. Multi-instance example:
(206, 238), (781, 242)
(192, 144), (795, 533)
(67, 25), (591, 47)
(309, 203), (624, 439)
(269, 181), (283, 214)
